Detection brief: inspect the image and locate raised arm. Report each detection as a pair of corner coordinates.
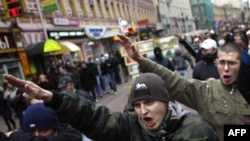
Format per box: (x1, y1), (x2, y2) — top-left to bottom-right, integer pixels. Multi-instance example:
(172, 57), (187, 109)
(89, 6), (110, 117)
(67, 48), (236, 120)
(3, 74), (52, 103)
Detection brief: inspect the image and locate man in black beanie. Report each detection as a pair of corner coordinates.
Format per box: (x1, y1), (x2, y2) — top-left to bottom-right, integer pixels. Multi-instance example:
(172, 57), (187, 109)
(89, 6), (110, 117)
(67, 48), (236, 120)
(5, 103), (87, 141)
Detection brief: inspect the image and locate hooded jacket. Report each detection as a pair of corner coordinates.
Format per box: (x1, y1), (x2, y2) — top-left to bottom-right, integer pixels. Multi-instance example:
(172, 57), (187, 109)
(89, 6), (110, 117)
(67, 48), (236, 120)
(44, 91), (217, 141)
(151, 47), (175, 71)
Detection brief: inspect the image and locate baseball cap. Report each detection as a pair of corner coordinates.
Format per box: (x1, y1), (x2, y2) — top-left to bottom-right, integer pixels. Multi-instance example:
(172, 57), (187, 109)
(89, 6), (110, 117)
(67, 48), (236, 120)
(129, 73), (169, 105)
(58, 75), (73, 89)
(201, 39), (217, 50)
(246, 30), (250, 35)
(194, 37), (199, 43)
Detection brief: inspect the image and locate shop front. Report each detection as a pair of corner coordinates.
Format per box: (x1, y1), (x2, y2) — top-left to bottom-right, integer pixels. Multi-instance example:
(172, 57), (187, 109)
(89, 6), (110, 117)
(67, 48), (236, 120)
(0, 27), (29, 84)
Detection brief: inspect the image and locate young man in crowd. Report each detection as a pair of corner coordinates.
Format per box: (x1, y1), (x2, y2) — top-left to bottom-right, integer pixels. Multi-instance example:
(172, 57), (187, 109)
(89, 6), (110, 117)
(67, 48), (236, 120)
(3, 73), (218, 141)
(5, 102), (83, 141)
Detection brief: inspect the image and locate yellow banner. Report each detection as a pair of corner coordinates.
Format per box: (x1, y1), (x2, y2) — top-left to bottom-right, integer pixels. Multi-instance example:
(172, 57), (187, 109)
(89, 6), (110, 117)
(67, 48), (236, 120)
(42, 0), (56, 7)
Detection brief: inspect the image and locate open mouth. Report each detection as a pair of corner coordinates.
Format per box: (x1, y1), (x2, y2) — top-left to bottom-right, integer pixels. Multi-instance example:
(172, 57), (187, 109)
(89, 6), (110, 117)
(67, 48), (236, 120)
(143, 117), (154, 127)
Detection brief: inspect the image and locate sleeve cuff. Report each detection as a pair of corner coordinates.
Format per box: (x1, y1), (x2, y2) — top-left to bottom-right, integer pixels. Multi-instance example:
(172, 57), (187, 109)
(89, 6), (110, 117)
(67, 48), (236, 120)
(44, 90), (63, 111)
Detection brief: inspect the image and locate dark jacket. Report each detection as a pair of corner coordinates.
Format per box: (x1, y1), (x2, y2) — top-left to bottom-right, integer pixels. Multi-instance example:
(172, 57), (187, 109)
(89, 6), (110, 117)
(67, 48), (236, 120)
(172, 52), (193, 70)
(44, 91), (218, 141)
(8, 123), (82, 141)
(192, 53), (219, 80)
(151, 47), (175, 71)
(238, 51), (250, 104)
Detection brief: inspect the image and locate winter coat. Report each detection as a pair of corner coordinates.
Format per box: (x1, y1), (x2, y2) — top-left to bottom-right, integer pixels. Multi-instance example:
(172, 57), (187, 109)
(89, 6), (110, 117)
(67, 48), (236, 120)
(172, 52), (193, 70)
(238, 51), (250, 104)
(140, 59), (250, 141)
(192, 53), (219, 80)
(44, 91), (218, 141)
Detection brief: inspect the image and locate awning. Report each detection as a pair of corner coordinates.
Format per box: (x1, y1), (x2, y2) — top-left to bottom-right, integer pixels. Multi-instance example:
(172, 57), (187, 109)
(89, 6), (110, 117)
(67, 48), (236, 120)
(53, 41), (80, 55)
(25, 39), (61, 56)
(102, 27), (122, 39)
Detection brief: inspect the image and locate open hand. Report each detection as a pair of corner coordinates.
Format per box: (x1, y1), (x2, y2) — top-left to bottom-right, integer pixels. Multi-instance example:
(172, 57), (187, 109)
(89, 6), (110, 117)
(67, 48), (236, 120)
(117, 34), (141, 61)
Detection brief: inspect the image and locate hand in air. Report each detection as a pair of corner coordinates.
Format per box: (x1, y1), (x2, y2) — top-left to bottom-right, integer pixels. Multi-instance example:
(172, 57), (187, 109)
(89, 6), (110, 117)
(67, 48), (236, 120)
(117, 34), (140, 61)
(3, 74), (52, 102)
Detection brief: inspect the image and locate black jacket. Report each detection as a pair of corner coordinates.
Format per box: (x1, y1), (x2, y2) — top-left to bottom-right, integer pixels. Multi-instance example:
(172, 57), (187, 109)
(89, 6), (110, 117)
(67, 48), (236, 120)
(8, 123), (82, 141)
(238, 51), (250, 104)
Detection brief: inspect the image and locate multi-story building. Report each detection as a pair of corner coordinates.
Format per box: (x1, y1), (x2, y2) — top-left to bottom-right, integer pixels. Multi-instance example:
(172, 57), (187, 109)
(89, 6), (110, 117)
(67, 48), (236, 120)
(0, 0), (157, 80)
(190, 0), (215, 30)
(157, 0), (195, 34)
(211, 0), (241, 23)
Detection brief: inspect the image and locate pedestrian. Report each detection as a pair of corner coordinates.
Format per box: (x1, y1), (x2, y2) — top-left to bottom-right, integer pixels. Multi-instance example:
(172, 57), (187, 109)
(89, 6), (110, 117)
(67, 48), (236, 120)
(192, 38), (219, 80)
(1, 81), (16, 131)
(58, 75), (94, 102)
(172, 45), (194, 78)
(79, 61), (98, 102)
(150, 46), (175, 71)
(6, 102), (84, 141)
(37, 74), (53, 90)
(3, 73), (218, 141)
(117, 34), (249, 141)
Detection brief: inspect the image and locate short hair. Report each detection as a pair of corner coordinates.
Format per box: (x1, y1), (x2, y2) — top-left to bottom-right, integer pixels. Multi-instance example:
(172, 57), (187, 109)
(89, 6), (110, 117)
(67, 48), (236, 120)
(217, 42), (243, 60)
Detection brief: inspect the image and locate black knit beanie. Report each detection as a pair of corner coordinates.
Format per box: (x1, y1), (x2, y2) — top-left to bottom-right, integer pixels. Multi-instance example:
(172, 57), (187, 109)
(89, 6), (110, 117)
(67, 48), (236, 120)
(23, 103), (59, 132)
(130, 73), (169, 105)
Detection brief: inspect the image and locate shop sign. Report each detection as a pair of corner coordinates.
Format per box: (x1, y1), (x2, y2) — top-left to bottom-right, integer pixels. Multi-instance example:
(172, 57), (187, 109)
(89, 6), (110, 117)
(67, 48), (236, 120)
(89, 28), (103, 37)
(138, 19), (149, 26)
(47, 30), (86, 40)
(53, 18), (80, 26)
(0, 33), (16, 50)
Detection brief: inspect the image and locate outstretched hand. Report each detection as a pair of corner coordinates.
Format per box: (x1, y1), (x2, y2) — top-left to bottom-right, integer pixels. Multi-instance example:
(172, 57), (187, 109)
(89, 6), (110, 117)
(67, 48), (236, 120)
(117, 34), (143, 62)
(3, 74), (52, 103)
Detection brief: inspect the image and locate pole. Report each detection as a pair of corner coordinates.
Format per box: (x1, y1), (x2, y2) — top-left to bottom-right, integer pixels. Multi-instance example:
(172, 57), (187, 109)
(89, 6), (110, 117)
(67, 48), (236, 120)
(36, 0), (48, 40)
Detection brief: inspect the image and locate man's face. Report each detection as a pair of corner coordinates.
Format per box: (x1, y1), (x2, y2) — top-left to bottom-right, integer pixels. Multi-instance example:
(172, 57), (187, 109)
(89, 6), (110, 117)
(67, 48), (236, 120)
(134, 100), (167, 131)
(32, 128), (56, 137)
(216, 51), (241, 85)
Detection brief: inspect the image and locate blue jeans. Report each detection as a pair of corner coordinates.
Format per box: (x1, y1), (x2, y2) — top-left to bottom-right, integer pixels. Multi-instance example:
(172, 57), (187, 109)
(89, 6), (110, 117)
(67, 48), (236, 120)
(95, 75), (103, 96)
(177, 69), (188, 79)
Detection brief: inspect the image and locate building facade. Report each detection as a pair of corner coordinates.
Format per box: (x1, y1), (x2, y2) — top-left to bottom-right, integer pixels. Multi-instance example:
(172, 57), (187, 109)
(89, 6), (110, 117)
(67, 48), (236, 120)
(0, 0), (157, 79)
(157, 0), (195, 35)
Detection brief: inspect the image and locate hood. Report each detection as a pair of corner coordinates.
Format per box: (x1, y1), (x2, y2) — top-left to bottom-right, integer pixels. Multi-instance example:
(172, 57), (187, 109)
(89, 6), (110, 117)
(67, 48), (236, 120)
(154, 47), (163, 60)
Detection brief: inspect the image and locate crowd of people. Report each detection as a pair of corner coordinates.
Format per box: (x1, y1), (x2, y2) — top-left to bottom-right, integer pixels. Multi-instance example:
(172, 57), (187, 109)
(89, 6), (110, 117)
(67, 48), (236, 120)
(1, 20), (250, 141)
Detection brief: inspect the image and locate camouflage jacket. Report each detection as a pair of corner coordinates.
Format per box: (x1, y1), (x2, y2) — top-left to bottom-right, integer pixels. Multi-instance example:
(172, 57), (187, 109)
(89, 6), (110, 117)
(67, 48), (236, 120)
(46, 91), (217, 141)
(140, 59), (250, 141)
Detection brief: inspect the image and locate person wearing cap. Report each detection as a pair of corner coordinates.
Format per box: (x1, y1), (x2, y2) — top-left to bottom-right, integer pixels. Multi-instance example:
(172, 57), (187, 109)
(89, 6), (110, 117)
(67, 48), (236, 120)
(150, 47), (175, 71)
(6, 103), (83, 141)
(58, 75), (94, 102)
(116, 34), (250, 141)
(192, 38), (219, 80)
(3, 73), (218, 141)
(172, 45), (194, 79)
